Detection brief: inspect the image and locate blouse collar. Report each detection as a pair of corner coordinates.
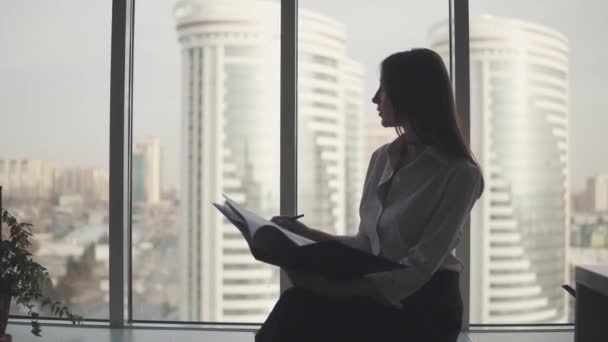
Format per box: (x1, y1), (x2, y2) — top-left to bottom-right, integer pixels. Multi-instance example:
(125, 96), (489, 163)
(378, 136), (433, 188)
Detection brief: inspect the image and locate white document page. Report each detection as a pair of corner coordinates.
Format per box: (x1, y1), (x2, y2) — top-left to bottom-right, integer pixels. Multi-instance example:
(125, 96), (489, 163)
(222, 195), (315, 247)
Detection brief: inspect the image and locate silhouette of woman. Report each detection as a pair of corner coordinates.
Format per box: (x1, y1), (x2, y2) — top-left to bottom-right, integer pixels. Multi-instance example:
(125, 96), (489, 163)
(256, 48), (484, 342)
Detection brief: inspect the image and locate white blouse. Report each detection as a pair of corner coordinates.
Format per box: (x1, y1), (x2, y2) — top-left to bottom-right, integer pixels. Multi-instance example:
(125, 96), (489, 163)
(336, 137), (482, 308)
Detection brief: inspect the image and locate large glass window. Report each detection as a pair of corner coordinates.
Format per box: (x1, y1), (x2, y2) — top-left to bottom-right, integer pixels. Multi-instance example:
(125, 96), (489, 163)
(462, 0), (608, 325)
(131, 0), (281, 322)
(0, 1), (111, 319)
(296, 0), (451, 257)
(11, 0), (599, 329)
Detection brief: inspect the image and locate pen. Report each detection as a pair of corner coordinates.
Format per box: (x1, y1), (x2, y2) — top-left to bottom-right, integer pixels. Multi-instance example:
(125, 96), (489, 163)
(288, 214), (304, 220)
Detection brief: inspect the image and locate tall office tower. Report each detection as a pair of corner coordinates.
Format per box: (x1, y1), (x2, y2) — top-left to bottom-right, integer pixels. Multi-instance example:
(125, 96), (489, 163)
(132, 152), (147, 204)
(342, 60), (366, 235)
(576, 174), (608, 212)
(297, 9), (365, 237)
(0, 159), (55, 200)
(54, 167), (109, 202)
(430, 16), (570, 323)
(175, 0), (280, 322)
(175, 0), (365, 322)
(134, 137), (162, 204)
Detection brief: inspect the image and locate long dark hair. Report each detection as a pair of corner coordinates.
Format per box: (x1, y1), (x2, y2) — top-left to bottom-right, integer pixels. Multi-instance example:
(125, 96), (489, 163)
(381, 48), (484, 194)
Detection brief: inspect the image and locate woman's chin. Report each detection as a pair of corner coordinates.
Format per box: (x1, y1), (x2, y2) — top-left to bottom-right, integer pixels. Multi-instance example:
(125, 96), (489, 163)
(380, 119), (394, 127)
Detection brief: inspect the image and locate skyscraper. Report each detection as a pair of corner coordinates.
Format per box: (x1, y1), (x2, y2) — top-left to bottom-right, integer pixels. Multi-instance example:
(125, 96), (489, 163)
(54, 166), (109, 202)
(175, 0), (281, 323)
(134, 137), (162, 204)
(343, 60), (366, 234)
(132, 152), (146, 204)
(431, 16), (570, 323)
(296, 9), (365, 237)
(0, 159), (55, 200)
(175, 0), (365, 322)
(575, 174), (608, 212)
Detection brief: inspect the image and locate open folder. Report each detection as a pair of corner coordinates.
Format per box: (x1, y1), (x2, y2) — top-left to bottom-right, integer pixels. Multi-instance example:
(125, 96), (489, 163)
(213, 195), (406, 281)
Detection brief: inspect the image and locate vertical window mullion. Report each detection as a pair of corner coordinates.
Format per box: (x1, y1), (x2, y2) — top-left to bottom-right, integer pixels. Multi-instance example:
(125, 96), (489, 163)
(109, 0), (134, 327)
(279, 0), (298, 292)
(453, 0), (471, 332)
(109, 0), (127, 327)
(126, 0), (135, 324)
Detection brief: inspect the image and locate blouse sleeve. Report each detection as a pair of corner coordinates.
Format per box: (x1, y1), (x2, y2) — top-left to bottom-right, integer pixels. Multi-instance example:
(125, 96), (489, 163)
(366, 162), (482, 307)
(334, 229), (372, 253)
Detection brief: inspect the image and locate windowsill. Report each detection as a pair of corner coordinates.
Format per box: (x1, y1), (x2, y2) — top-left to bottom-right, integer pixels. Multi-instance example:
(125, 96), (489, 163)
(468, 327), (574, 342)
(5, 320), (257, 342)
(6, 319), (575, 342)
(6, 317), (260, 331)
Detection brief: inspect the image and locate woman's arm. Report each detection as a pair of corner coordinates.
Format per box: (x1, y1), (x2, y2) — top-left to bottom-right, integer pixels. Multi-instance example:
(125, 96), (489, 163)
(272, 149), (381, 246)
(271, 216), (372, 250)
(271, 218), (381, 299)
(367, 163), (482, 307)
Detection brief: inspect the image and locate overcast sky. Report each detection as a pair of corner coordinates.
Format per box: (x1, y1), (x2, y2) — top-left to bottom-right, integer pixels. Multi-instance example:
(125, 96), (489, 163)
(1, 0), (606, 192)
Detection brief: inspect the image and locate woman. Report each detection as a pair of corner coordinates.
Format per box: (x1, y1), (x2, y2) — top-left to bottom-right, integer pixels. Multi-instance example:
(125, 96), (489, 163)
(256, 48), (484, 342)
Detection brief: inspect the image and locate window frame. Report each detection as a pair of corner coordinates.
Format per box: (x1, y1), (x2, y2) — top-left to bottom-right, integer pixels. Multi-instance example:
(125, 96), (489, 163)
(5, 0), (573, 332)
(109, 0), (470, 329)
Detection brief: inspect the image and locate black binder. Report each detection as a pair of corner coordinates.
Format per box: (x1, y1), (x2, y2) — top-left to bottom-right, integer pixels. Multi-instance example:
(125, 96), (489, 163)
(213, 196), (406, 281)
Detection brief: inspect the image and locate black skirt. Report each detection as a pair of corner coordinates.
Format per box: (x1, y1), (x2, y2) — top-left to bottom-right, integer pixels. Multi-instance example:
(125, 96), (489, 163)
(255, 270), (462, 342)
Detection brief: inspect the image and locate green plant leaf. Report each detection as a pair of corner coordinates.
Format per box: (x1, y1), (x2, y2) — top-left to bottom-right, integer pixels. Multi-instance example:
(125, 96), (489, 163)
(2, 208), (82, 337)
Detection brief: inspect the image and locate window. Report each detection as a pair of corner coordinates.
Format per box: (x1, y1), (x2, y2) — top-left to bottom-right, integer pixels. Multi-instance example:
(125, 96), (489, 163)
(461, 0), (608, 325)
(0, 0), (111, 319)
(131, 0), (281, 323)
(11, 0), (592, 330)
(296, 0), (451, 257)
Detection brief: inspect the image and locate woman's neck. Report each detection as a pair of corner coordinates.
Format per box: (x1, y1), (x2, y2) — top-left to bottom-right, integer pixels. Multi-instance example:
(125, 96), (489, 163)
(390, 135), (428, 171)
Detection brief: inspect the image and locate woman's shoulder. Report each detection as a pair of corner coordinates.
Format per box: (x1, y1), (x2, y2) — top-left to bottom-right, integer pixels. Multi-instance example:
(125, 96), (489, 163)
(427, 146), (481, 178)
(376, 142), (392, 154)
(426, 147), (483, 199)
(368, 142), (391, 163)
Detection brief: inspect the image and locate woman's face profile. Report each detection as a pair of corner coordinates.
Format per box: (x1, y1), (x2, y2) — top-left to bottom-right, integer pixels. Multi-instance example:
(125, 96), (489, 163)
(372, 81), (397, 127)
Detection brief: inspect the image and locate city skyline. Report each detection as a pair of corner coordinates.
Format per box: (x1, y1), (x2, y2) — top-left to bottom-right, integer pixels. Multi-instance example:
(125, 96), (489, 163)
(2, 0), (608, 193)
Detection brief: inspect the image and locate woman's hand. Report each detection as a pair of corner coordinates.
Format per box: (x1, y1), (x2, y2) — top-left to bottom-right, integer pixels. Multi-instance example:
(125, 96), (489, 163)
(271, 216), (311, 237)
(271, 216), (336, 242)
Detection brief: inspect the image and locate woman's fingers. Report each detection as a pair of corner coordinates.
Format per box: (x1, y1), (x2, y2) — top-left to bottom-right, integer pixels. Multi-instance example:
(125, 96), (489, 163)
(271, 217), (287, 228)
(271, 216), (291, 225)
(270, 216), (283, 223)
(271, 216), (299, 231)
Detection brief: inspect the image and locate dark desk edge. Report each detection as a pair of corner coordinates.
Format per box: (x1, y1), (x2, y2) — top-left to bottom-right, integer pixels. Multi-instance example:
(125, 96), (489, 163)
(575, 265), (608, 297)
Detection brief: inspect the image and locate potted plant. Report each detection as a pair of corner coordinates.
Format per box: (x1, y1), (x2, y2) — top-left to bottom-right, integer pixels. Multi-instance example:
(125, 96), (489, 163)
(1, 204), (82, 340)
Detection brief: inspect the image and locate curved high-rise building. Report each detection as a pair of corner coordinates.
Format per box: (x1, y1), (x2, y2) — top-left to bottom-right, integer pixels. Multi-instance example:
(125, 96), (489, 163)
(430, 16), (570, 323)
(342, 59), (366, 235)
(297, 9), (365, 236)
(175, 0), (365, 322)
(175, 0), (281, 323)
